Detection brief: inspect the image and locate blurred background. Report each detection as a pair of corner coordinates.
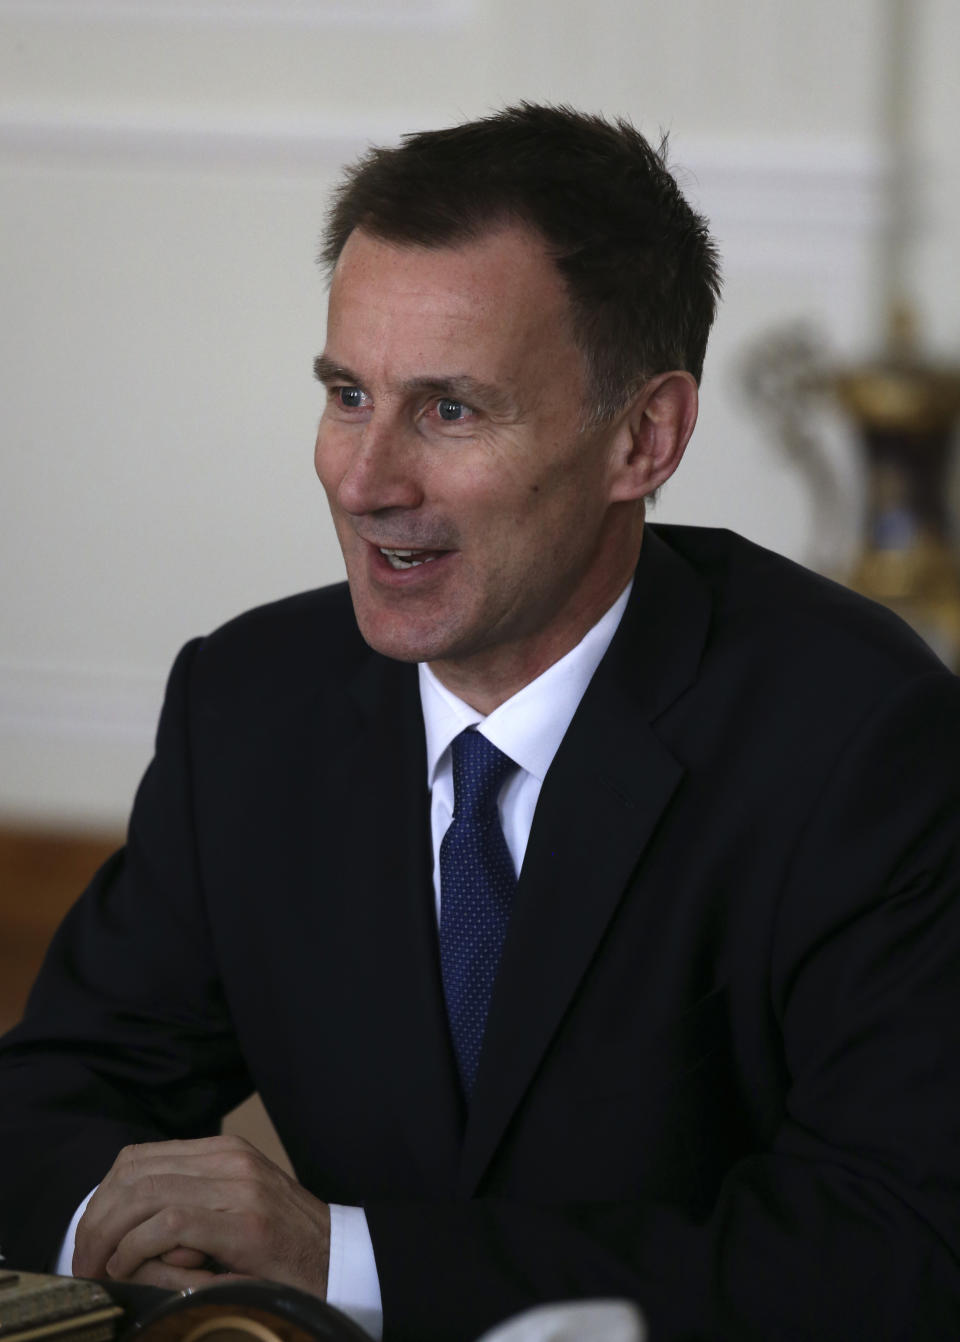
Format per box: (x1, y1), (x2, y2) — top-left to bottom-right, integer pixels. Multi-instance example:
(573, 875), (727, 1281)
(1, 0), (959, 1039)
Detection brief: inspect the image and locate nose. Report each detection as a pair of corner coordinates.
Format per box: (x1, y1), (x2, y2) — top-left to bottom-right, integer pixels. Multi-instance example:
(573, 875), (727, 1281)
(323, 416), (423, 518)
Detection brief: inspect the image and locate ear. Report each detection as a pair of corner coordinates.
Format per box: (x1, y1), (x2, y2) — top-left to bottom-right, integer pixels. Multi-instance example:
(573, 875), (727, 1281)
(606, 371), (699, 502)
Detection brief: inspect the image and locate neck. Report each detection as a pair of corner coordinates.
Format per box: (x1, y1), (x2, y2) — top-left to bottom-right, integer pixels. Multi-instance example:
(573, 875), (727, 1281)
(428, 555), (638, 716)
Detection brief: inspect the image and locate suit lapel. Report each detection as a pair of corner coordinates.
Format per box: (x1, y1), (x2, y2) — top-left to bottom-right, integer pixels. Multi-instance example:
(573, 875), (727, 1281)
(315, 651), (463, 1194)
(457, 528), (713, 1194)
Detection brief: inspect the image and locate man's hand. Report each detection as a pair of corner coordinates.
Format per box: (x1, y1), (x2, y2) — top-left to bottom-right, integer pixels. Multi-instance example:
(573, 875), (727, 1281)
(72, 1135), (330, 1296)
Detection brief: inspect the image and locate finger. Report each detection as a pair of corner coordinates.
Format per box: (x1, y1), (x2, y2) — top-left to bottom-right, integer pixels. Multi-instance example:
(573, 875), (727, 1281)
(161, 1248), (210, 1269)
(77, 1168), (254, 1278)
(109, 1136), (262, 1169)
(92, 1138), (271, 1211)
(106, 1205), (240, 1281)
(76, 1177), (187, 1278)
(120, 1260), (223, 1292)
(100, 1137), (277, 1205)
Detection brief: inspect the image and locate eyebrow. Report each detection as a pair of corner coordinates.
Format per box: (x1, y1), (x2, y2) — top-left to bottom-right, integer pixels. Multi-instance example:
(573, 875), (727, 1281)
(313, 355), (359, 386)
(313, 355), (516, 416)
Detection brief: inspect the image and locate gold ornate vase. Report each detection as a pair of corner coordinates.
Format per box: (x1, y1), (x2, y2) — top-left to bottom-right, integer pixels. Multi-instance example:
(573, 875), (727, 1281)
(835, 335), (960, 668)
(742, 315), (960, 672)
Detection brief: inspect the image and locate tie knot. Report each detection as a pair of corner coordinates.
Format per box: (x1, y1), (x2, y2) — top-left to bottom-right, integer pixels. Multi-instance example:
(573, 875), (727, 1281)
(450, 729), (515, 820)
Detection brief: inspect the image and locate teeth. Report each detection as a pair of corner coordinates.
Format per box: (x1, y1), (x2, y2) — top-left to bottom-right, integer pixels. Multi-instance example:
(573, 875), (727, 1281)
(379, 547), (439, 570)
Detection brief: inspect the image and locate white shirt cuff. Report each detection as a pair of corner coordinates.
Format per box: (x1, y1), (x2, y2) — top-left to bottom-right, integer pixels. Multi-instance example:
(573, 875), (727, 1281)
(55, 1187), (97, 1276)
(326, 1203), (383, 1340)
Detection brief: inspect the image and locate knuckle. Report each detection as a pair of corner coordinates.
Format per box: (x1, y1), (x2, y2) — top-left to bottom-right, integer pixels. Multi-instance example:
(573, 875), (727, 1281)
(215, 1134), (250, 1154)
(117, 1141), (150, 1164)
(114, 1146), (144, 1185)
(226, 1149), (260, 1181)
(161, 1204), (188, 1237)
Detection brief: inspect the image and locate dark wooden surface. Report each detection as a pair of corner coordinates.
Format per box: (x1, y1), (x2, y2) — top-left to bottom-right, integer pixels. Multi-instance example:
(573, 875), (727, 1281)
(0, 826), (121, 1034)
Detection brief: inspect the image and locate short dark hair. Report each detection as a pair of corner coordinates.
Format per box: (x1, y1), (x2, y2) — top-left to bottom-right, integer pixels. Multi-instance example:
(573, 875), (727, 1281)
(320, 102), (722, 423)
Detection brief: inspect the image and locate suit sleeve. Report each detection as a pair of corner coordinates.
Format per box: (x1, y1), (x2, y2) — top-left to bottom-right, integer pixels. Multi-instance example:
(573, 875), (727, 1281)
(0, 639), (253, 1271)
(365, 670), (960, 1342)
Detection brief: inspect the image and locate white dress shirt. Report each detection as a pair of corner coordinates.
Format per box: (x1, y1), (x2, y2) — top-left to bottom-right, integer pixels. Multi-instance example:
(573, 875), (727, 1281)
(420, 581), (633, 906)
(58, 582), (633, 1342)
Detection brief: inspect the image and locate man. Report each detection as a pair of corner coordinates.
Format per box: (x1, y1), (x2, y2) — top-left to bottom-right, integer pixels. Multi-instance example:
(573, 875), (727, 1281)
(2, 104), (960, 1342)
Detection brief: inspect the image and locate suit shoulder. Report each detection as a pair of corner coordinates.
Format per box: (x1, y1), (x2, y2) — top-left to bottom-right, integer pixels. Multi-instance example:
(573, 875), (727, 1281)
(647, 523), (949, 686)
(203, 582), (358, 646)
(186, 583), (369, 706)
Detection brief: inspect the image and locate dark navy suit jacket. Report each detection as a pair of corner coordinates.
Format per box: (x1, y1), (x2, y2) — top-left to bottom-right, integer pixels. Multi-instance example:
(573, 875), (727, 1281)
(3, 525), (960, 1340)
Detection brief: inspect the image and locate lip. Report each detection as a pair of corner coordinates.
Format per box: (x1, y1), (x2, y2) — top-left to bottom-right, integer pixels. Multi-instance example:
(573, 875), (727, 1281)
(365, 540), (456, 584)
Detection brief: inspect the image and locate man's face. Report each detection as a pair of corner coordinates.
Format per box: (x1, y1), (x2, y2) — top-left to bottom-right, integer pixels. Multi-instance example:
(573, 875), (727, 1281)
(314, 224), (639, 707)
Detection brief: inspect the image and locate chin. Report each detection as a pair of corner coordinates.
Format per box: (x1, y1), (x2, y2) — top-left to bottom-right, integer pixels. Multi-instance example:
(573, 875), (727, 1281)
(361, 634), (425, 664)
(346, 582), (463, 665)
(351, 610), (439, 665)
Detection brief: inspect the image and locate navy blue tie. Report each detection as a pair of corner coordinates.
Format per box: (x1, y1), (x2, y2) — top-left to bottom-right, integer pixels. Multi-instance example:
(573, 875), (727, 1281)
(439, 729), (518, 1097)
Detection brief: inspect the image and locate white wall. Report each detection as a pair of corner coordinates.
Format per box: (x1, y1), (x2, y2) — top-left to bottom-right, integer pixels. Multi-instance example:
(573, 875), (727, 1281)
(1, 0), (956, 826)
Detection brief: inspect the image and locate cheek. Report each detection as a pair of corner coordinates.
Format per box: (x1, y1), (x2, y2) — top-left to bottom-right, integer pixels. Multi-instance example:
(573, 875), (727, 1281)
(314, 425), (346, 498)
(514, 451), (596, 524)
(313, 428), (328, 483)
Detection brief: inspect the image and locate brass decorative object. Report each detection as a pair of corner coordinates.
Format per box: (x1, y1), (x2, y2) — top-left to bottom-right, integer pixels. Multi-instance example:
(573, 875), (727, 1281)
(742, 314), (960, 671)
(834, 309), (960, 666)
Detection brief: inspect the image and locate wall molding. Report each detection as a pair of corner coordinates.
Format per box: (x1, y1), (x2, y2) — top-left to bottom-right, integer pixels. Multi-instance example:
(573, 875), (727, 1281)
(0, 108), (377, 174)
(677, 139), (887, 232)
(0, 108), (889, 249)
(678, 139), (888, 275)
(0, 0), (474, 29)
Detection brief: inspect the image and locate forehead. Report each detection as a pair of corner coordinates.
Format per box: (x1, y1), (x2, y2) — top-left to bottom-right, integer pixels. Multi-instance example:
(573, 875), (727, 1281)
(324, 225), (582, 391)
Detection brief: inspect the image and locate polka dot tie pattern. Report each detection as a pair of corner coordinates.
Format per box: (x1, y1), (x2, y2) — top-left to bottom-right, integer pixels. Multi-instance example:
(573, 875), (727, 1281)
(439, 728), (519, 1098)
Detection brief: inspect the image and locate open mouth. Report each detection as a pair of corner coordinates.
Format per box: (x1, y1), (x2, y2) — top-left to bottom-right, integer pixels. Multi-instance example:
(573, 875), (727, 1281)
(378, 546), (447, 570)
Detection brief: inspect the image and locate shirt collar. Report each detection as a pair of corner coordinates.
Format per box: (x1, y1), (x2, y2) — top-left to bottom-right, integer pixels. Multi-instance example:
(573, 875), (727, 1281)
(419, 580), (633, 788)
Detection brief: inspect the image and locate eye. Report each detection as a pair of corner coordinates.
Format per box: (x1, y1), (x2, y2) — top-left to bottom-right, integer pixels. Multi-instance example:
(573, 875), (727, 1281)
(335, 385), (369, 410)
(435, 398), (472, 423)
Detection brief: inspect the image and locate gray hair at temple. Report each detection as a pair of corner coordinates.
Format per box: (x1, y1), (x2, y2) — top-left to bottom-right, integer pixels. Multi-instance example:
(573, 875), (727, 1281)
(319, 102), (722, 426)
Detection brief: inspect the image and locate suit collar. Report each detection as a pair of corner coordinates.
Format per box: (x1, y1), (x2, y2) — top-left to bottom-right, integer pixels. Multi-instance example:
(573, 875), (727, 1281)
(457, 524), (714, 1193)
(600, 523), (713, 723)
